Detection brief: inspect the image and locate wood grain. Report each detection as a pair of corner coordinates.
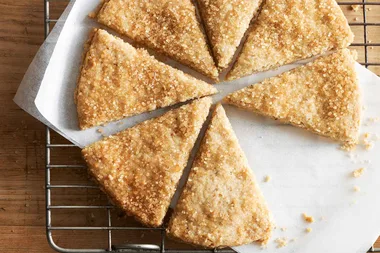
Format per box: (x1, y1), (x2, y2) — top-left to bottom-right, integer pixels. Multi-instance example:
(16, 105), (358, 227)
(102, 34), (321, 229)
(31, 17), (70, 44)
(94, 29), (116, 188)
(0, 0), (379, 252)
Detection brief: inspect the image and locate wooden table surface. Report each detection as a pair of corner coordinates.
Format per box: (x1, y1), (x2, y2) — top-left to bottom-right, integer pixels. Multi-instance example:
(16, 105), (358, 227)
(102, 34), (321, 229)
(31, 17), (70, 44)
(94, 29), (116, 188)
(0, 1), (379, 252)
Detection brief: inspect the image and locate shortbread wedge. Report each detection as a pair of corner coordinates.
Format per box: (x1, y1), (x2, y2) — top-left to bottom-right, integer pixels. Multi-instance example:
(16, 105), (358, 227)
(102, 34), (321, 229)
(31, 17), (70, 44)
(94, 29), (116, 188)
(82, 97), (212, 227)
(95, 0), (219, 80)
(167, 104), (272, 248)
(196, 0), (263, 69)
(75, 29), (217, 130)
(224, 49), (361, 148)
(226, 0), (354, 80)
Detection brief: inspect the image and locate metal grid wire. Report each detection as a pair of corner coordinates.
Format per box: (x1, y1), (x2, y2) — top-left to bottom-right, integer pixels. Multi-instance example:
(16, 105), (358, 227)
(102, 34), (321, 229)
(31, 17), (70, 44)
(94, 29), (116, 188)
(44, 0), (380, 252)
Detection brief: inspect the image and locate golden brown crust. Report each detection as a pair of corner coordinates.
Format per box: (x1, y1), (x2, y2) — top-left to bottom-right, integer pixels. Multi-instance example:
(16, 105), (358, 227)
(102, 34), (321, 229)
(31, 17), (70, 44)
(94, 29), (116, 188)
(167, 104), (272, 248)
(197, 0), (263, 69)
(82, 97), (212, 227)
(74, 29), (98, 106)
(96, 0), (219, 80)
(226, 0), (354, 80)
(224, 49), (361, 146)
(76, 29), (217, 130)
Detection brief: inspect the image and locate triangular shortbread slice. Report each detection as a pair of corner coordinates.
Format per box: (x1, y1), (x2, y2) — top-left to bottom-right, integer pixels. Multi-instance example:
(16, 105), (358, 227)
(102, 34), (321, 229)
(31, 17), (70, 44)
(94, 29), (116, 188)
(167, 104), (272, 248)
(197, 0), (263, 69)
(75, 29), (217, 130)
(224, 49), (361, 147)
(226, 0), (354, 80)
(82, 97), (212, 227)
(95, 0), (219, 80)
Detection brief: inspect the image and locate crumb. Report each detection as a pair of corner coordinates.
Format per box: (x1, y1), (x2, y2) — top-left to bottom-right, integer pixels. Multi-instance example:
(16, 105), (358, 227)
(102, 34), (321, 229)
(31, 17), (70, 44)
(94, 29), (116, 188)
(264, 175), (271, 182)
(303, 213), (314, 223)
(362, 132), (374, 149)
(117, 121), (124, 125)
(290, 238), (297, 242)
(97, 128), (104, 134)
(88, 11), (96, 18)
(366, 7), (372, 11)
(365, 142), (374, 150)
(280, 227), (287, 231)
(275, 237), (288, 248)
(306, 227), (312, 233)
(354, 185), (361, 192)
(368, 40), (372, 43)
(354, 17), (358, 21)
(341, 142), (356, 151)
(11, 229), (14, 233)
(370, 46), (374, 50)
(320, 216), (325, 221)
(25, 204), (29, 207)
(351, 5), (360, 11)
(353, 167), (365, 178)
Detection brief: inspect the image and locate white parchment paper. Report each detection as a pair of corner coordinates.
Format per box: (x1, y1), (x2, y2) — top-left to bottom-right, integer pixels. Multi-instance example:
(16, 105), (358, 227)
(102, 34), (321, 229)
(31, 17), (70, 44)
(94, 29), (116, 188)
(14, 0), (380, 252)
(13, 0), (75, 137)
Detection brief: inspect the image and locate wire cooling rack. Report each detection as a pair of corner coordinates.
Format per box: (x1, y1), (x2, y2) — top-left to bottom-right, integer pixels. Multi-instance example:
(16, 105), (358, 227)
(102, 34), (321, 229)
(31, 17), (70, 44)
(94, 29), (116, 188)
(44, 0), (380, 252)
